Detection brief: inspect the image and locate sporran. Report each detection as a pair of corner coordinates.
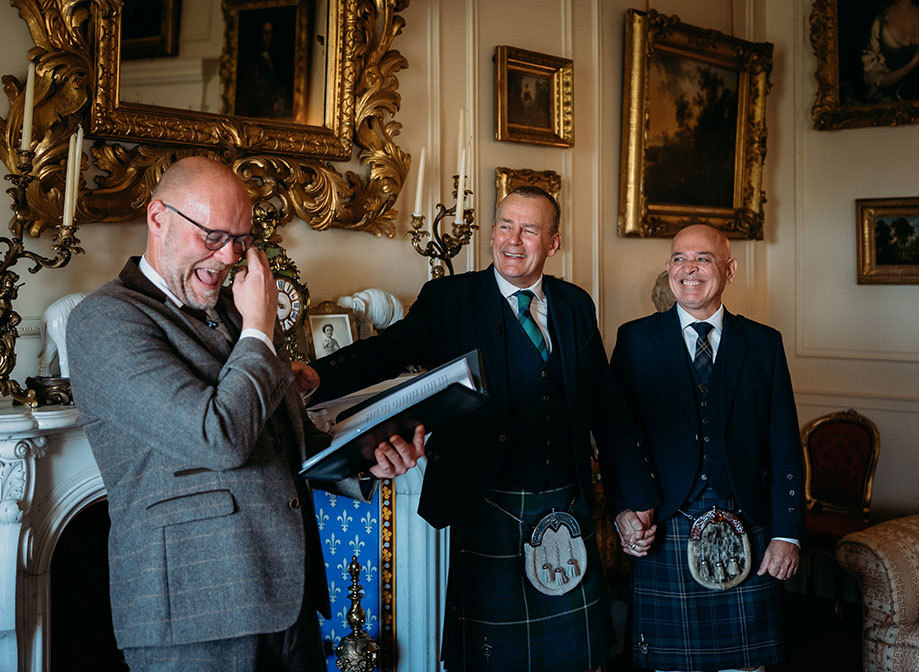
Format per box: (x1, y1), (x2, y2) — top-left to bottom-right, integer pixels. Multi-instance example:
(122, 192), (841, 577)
(685, 506), (751, 591)
(523, 511), (587, 596)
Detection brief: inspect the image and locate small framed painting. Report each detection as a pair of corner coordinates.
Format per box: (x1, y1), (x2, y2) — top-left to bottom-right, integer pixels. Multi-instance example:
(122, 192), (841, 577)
(856, 197), (919, 284)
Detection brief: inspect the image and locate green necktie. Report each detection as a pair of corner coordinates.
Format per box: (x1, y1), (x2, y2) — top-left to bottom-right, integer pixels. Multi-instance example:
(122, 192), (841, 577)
(515, 290), (548, 362)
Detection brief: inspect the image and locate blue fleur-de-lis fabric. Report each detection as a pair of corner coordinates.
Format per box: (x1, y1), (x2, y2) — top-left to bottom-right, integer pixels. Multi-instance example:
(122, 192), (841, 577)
(313, 488), (380, 669)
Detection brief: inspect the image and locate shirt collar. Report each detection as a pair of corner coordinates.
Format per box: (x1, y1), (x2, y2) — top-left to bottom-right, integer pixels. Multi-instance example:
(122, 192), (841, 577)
(139, 254), (184, 308)
(493, 267), (545, 302)
(676, 302), (724, 333)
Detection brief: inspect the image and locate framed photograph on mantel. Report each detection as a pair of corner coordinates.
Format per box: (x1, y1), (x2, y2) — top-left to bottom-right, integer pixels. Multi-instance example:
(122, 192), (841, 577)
(495, 46), (574, 147)
(306, 301), (358, 360)
(811, 0), (919, 131)
(856, 197), (919, 284)
(618, 10), (772, 240)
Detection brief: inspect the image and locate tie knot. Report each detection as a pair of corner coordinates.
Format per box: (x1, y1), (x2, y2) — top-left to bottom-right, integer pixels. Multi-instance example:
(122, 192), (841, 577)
(691, 321), (714, 338)
(515, 289), (535, 310)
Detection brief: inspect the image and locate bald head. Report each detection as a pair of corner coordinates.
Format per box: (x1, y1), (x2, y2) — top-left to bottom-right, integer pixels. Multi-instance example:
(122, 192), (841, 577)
(145, 157), (253, 309)
(666, 224), (737, 320)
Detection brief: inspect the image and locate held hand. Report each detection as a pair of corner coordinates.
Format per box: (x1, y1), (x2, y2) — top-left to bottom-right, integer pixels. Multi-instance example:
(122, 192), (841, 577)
(369, 424), (426, 479)
(232, 247), (278, 337)
(615, 508), (657, 557)
(756, 539), (800, 580)
(291, 361), (320, 393)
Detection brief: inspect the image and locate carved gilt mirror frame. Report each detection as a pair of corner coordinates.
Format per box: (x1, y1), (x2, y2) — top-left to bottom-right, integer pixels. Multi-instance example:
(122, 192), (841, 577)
(3, 0), (411, 238)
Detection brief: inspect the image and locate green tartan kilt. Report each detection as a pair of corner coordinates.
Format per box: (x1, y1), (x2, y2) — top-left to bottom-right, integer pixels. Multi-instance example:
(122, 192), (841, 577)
(442, 484), (614, 672)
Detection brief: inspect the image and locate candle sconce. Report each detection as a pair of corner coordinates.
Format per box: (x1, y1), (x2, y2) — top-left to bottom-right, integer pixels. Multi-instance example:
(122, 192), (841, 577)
(409, 176), (477, 278)
(1, 147), (84, 405)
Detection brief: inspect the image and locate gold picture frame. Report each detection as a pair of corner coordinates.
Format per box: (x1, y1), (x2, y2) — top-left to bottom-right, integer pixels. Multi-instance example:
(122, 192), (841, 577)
(856, 197), (919, 284)
(495, 167), (561, 205)
(494, 46), (573, 147)
(618, 10), (772, 240)
(306, 300), (359, 360)
(810, 0), (919, 131)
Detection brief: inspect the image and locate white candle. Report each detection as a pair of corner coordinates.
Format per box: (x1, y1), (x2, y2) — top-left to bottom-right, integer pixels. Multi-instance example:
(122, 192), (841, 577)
(454, 147), (466, 224)
(68, 125), (84, 224)
(412, 145), (426, 217)
(455, 108), (466, 181)
(62, 132), (76, 228)
(463, 147), (472, 209)
(20, 63), (35, 151)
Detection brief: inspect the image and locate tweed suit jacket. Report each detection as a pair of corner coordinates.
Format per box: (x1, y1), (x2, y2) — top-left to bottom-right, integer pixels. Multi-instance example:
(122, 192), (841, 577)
(68, 258), (335, 650)
(609, 305), (805, 540)
(312, 267), (660, 529)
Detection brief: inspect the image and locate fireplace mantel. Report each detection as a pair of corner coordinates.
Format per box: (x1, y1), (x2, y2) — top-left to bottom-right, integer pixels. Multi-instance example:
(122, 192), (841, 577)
(0, 405), (445, 672)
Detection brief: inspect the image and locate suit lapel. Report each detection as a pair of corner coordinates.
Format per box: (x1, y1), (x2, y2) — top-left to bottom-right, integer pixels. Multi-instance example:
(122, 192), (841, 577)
(542, 278), (577, 418)
(657, 306), (696, 416)
(716, 310), (747, 427)
(471, 268), (511, 417)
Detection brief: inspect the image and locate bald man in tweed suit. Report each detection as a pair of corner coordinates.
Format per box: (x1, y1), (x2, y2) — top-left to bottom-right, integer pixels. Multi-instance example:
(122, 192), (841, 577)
(68, 157), (423, 671)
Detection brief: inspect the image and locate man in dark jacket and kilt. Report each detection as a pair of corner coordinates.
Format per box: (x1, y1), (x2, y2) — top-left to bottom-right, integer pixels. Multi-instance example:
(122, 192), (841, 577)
(609, 224), (805, 672)
(311, 187), (660, 671)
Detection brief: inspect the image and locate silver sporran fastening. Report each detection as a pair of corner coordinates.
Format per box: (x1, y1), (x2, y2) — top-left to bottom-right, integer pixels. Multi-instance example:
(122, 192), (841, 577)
(686, 507), (751, 591)
(523, 511), (587, 596)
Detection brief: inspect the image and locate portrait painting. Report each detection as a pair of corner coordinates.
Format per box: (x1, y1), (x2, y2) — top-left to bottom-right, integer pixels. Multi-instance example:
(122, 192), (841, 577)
(812, 0), (919, 129)
(618, 10), (772, 239)
(857, 197), (919, 283)
(494, 46), (573, 147)
(221, 0), (314, 122)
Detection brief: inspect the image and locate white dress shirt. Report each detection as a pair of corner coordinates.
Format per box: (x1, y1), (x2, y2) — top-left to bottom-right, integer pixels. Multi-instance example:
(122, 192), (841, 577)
(139, 255), (275, 355)
(493, 268), (552, 353)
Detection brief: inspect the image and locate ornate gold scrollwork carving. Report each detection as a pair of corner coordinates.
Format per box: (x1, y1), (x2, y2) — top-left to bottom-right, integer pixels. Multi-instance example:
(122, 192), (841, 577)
(3, 0), (411, 238)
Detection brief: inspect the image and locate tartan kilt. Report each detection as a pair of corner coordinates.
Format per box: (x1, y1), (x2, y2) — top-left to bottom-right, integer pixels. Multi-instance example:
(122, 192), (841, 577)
(631, 488), (785, 671)
(442, 484), (614, 671)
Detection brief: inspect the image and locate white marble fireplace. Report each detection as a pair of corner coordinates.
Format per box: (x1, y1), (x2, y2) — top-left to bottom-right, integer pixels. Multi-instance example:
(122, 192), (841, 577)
(0, 406), (445, 672)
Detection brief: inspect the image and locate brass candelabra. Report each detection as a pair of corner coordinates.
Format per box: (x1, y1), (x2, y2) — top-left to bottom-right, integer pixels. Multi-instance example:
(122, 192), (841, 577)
(0, 149), (83, 405)
(409, 177), (476, 278)
(335, 555), (380, 672)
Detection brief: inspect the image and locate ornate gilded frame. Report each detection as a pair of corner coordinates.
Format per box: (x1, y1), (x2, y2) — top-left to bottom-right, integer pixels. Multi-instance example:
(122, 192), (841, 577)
(1, 0), (411, 238)
(494, 46), (573, 148)
(618, 10), (772, 239)
(495, 166), (560, 205)
(856, 196), (919, 284)
(305, 299), (358, 360)
(810, 0), (919, 131)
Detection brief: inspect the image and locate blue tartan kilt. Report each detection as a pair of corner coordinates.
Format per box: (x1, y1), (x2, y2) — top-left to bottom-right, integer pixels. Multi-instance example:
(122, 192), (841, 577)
(631, 488), (785, 671)
(442, 484), (614, 672)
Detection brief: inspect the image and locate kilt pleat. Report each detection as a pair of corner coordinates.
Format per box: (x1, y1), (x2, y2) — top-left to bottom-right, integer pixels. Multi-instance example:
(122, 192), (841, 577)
(442, 484), (614, 672)
(631, 488), (785, 671)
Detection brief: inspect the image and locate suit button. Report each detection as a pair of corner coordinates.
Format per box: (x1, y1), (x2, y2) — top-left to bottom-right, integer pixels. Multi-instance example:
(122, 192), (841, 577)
(702, 418), (710, 425)
(546, 458), (551, 465)
(787, 473), (794, 480)
(541, 371), (548, 378)
(546, 439), (553, 447)
(701, 474), (708, 481)
(644, 456), (650, 463)
(700, 401), (708, 407)
(704, 454), (711, 461)
(789, 489), (795, 496)
(433, 453), (441, 461)
(545, 415), (551, 422)
(543, 395), (550, 402)
(288, 497), (300, 510)
(498, 433), (507, 442)
(703, 436), (711, 443)
(788, 507), (796, 512)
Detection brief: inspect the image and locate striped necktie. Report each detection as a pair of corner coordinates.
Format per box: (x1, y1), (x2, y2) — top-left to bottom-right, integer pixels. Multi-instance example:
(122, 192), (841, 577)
(515, 290), (548, 362)
(691, 321), (714, 386)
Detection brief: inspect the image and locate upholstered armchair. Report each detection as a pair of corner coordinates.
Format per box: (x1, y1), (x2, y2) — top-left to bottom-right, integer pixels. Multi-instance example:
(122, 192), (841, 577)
(836, 515), (919, 672)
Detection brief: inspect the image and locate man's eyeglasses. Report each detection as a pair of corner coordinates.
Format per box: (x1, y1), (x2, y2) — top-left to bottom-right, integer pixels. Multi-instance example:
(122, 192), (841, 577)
(163, 203), (254, 255)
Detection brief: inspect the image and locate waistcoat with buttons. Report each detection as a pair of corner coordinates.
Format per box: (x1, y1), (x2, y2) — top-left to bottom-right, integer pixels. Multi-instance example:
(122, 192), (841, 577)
(494, 300), (575, 491)
(686, 344), (733, 501)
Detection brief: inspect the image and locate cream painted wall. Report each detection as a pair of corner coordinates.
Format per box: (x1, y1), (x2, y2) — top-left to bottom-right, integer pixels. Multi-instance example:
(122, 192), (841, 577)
(1, 0), (917, 517)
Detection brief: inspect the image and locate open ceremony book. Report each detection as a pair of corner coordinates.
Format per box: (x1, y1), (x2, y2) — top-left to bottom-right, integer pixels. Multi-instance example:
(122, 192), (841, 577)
(299, 350), (486, 481)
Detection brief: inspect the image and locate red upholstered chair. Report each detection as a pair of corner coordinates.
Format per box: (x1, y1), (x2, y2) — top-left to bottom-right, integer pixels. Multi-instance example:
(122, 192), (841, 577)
(801, 409), (880, 616)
